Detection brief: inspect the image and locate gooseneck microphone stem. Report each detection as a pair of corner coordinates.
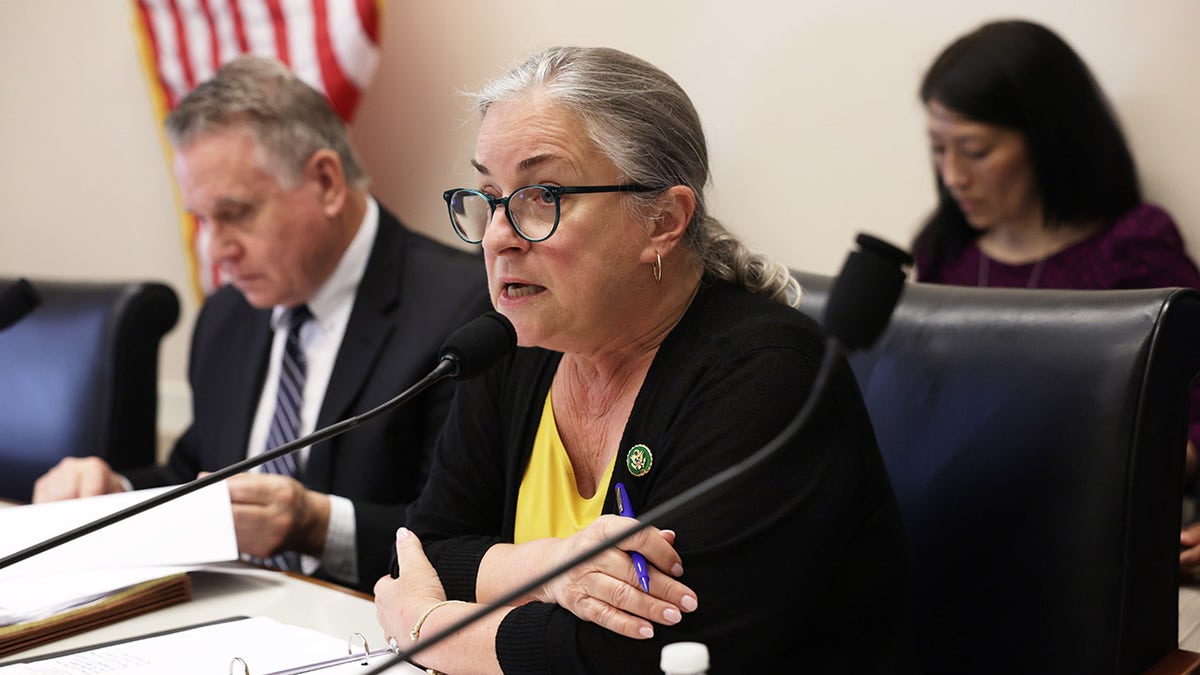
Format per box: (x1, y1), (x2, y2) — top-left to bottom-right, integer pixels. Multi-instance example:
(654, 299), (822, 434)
(365, 337), (847, 675)
(0, 357), (461, 571)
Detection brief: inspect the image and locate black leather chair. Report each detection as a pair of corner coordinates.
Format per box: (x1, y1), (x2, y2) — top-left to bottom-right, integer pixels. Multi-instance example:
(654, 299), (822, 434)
(792, 271), (1200, 674)
(0, 279), (180, 503)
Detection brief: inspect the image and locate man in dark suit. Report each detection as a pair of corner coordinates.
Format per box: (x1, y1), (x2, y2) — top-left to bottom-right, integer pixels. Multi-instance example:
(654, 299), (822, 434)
(31, 56), (490, 592)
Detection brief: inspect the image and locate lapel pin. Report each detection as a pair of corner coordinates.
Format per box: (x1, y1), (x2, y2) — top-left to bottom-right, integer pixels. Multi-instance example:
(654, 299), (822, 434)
(626, 443), (653, 477)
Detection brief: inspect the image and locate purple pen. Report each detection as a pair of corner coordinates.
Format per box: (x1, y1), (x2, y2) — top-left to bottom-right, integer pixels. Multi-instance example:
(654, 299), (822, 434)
(614, 482), (651, 593)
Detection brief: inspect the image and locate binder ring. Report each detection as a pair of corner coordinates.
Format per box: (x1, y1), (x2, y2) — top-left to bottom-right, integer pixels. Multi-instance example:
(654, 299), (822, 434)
(348, 632), (371, 665)
(229, 656), (250, 674)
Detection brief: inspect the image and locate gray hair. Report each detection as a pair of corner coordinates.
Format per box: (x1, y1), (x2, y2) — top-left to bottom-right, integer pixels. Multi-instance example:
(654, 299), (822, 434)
(165, 55), (368, 190)
(475, 46), (798, 306)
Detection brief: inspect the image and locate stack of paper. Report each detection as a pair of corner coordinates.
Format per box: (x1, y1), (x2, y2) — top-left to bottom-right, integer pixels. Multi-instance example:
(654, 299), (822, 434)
(0, 573), (191, 657)
(0, 484), (239, 653)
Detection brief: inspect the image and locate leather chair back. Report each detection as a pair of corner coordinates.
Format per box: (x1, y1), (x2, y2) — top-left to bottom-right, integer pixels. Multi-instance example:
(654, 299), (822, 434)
(0, 279), (179, 502)
(792, 271), (1200, 674)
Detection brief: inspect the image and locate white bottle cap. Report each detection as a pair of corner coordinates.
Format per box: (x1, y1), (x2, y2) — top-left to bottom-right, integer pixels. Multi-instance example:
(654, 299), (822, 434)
(660, 641), (710, 673)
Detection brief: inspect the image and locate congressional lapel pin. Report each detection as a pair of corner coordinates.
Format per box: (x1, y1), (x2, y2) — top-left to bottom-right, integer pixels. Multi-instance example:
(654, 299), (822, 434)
(626, 443), (653, 477)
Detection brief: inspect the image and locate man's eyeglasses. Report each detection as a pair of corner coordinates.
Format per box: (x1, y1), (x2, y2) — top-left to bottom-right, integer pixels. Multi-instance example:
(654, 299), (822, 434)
(442, 184), (656, 244)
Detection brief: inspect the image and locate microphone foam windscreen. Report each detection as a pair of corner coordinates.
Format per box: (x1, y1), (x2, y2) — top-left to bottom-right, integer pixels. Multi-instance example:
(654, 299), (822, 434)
(823, 234), (912, 351)
(0, 278), (41, 331)
(439, 311), (518, 379)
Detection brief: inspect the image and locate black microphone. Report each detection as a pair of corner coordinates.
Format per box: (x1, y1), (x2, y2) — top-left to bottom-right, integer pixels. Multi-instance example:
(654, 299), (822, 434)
(366, 234), (911, 673)
(0, 278), (41, 331)
(438, 310), (517, 379)
(822, 233), (913, 350)
(0, 310), (517, 570)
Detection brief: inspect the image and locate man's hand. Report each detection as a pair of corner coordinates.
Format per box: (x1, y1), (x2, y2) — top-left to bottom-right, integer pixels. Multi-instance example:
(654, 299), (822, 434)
(32, 456), (125, 502)
(1182, 522), (1200, 580)
(223, 472), (331, 558)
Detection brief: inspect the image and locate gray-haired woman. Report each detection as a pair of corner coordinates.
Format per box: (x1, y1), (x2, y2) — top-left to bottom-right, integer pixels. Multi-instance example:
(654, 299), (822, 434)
(375, 46), (914, 673)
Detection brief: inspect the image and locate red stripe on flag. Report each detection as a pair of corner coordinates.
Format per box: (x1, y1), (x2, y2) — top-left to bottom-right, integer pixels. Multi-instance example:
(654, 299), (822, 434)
(188, 215), (216, 292)
(355, 0), (378, 44)
(167, 0), (197, 90)
(136, 1), (179, 110)
(228, 0), (250, 52)
(162, 0), (221, 298)
(311, 0), (358, 122)
(197, 0), (222, 72)
(264, 0), (290, 64)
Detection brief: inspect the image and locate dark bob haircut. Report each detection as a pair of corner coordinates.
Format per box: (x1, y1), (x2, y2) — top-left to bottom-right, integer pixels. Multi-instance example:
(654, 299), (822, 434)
(913, 19), (1141, 272)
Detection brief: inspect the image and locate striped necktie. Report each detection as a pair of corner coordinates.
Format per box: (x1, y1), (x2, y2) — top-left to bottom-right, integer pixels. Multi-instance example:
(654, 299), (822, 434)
(258, 304), (311, 571)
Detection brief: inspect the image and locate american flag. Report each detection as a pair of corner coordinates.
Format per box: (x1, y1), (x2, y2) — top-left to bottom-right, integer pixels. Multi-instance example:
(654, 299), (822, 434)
(132, 0), (383, 298)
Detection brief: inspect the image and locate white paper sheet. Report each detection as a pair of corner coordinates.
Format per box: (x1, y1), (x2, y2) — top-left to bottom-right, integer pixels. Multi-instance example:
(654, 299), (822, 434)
(0, 483), (238, 624)
(0, 616), (422, 674)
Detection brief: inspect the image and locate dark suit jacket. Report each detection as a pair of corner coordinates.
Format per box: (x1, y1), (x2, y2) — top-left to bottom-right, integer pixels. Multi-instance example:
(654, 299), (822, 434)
(126, 206), (491, 591)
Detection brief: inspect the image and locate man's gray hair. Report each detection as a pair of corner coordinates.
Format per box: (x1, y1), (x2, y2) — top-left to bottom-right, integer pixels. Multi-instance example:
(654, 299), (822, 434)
(166, 55), (368, 190)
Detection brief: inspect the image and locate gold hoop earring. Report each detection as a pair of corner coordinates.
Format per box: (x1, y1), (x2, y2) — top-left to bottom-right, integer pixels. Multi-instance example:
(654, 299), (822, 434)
(652, 253), (662, 284)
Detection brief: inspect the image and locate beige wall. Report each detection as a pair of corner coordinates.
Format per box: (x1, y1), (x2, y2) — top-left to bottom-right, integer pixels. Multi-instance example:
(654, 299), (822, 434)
(3, 0), (1198, 444)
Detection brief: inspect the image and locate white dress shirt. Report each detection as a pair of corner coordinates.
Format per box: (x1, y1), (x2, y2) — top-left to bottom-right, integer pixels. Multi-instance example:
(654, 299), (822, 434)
(244, 197), (379, 584)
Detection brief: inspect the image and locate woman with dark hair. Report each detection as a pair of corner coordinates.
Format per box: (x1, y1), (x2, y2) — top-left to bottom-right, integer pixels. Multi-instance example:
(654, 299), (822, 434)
(911, 19), (1200, 575)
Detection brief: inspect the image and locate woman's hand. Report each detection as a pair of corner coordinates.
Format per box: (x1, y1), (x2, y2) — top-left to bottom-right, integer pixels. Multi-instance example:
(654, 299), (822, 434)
(375, 529), (507, 674)
(374, 527), (447, 651)
(535, 514), (699, 639)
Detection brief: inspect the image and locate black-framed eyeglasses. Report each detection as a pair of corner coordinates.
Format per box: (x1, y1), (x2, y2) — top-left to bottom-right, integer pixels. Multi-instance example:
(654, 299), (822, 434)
(442, 184), (656, 244)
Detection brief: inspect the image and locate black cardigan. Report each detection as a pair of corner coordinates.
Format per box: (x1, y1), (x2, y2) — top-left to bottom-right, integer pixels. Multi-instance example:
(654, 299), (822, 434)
(404, 279), (915, 673)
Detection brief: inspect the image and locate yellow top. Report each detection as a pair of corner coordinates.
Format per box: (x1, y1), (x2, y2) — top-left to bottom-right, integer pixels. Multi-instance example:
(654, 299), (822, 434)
(514, 390), (616, 543)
